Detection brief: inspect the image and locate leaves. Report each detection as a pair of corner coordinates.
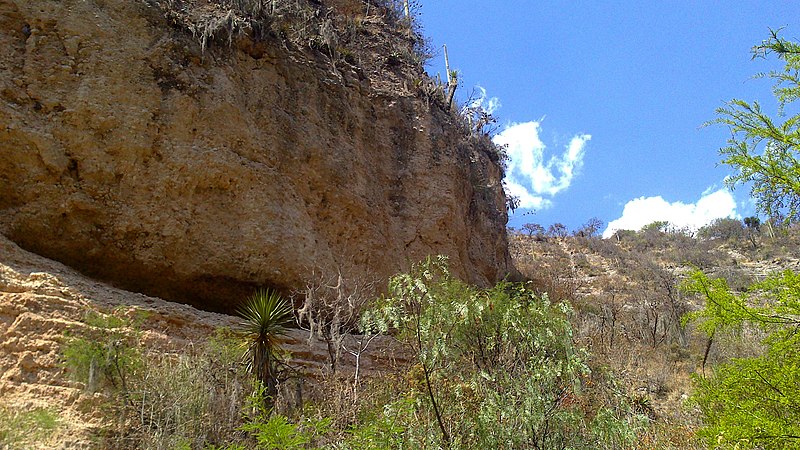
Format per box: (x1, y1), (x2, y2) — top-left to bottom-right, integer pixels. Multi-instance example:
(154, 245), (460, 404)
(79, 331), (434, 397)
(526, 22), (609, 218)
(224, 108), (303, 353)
(237, 289), (294, 403)
(358, 257), (642, 449)
(709, 29), (800, 221)
(683, 269), (800, 448)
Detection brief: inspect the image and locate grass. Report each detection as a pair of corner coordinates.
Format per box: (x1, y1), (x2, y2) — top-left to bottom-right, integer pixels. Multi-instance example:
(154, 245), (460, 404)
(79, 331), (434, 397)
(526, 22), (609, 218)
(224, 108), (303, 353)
(0, 406), (60, 448)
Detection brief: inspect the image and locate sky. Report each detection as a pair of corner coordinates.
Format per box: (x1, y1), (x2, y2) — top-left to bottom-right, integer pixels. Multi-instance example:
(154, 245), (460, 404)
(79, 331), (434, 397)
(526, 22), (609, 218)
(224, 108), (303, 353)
(418, 1), (800, 237)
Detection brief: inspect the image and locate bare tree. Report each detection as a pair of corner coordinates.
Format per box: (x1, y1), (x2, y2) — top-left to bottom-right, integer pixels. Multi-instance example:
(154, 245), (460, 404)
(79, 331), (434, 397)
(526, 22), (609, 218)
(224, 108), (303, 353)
(522, 223), (545, 238)
(547, 223), (569, 238)
(294, 269), (376, 374)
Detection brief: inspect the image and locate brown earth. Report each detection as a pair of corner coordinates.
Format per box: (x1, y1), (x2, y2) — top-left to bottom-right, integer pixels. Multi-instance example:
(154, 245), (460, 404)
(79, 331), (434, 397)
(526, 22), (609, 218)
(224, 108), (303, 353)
(0, 0), (512, 313)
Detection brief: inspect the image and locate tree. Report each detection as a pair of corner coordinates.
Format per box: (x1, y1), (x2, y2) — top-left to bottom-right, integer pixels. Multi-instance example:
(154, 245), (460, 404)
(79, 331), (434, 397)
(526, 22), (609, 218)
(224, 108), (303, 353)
(682, 270), (800, 449)
(547, 222), (569, 238)
(238, 289), (294, 408)
(681, 32), (800, 447)
(521, 222), (545, 238)
(574, 217), (604, 238)
(361, 257), (642, 449)
(710, 29), (800, 222)
(744, 216), (762, 248)
(744, 216), (761, 231)
(294, 270), (374, 375)
(697, 217), (745, 242)
(640, 220), (669, 234)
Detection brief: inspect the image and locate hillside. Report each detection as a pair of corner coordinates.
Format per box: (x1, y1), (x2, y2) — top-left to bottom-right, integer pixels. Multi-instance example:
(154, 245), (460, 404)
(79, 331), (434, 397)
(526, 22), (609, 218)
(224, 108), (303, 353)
(4, 0), (800, 447)
(510, 222), (800, 445)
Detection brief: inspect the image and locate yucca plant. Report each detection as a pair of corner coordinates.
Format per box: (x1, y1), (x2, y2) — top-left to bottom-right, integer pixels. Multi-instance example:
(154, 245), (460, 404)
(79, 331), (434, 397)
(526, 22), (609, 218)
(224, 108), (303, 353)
(238, 289), (294, 408)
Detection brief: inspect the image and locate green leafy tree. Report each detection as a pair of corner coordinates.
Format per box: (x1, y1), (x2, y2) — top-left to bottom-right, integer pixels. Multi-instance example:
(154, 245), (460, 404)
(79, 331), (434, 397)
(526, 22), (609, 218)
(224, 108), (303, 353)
(710, 29), (800, 222)
(360, 256), (642, 449)
(238, 289), (294, 408)
(62, 310), (141, 393)
(640, 220), (670, 234)
(682, 269), (800, 449)
(744, 216), (761, 231)
(744, 216), (762, 248)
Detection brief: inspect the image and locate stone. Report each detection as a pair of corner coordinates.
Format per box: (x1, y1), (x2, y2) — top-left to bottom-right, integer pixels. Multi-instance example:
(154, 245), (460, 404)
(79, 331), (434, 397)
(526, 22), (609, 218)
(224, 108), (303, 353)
(0, 0), (512, 313)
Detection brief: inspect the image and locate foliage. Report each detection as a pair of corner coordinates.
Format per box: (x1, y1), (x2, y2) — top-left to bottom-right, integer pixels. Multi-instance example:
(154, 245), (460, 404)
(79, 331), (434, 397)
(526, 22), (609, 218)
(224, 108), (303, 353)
(338, 397), (414, 449)
(68, 325), (256, 449)
(62, 307), (257, 448)
(547, 222), (569, 238)
(240, 387), (332, 450)
(360, 256), (644, 449)
(697, 218), (745, 242)
(522, 222), (546, 238)
(641, 220), (670, 233)
(574, 217), (605, 238)
(744, 216), (761, 230)
(709, 28), (800, 222)
(125, 330), (253, 449)
(237, 289), (294, 406)
(682, 269), (800, 448)
(62, 309), (141, 393)
(0, 406), (60, 448)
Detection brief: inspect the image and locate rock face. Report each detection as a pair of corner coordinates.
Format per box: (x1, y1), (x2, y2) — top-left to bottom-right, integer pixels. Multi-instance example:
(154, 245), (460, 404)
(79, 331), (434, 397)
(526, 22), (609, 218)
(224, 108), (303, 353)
(0, 0), (511, 312)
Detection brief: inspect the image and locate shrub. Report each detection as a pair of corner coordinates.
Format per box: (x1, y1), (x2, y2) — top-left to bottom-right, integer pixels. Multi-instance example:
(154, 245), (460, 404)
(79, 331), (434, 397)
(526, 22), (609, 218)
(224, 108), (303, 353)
(237, 289), (294, 407)
(62, 310), (141, 393)
(698, 218), (745, 242)
(240, 387), (332, 450)
(360, 256), (645, 449)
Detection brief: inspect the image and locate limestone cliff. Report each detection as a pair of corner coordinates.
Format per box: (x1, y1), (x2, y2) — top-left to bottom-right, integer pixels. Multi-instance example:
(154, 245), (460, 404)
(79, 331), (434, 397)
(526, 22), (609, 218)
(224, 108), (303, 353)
(0, 0), (512, 312)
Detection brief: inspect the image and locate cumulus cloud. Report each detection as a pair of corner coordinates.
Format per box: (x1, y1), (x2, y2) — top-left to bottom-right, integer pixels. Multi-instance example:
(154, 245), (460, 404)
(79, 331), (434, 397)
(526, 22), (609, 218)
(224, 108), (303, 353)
(493, 121), (591, 210)
(602, 188), (739, 238)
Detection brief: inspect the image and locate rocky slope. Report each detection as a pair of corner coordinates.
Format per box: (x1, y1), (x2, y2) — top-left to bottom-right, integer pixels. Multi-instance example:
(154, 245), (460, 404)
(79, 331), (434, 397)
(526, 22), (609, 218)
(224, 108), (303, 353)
(0, 232), (405, 447)
(509, 230), (800, 430)
(0, 0), (511, 312)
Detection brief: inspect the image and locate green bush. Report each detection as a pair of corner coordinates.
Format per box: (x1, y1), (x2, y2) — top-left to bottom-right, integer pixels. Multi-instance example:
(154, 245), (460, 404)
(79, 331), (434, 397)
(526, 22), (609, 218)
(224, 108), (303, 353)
(63, 312), (255, 449)
(359, 256), (645, 449)
(683, 269), (800, 449)
(62, 310), (141, 393)
(238, 384), (332, 450)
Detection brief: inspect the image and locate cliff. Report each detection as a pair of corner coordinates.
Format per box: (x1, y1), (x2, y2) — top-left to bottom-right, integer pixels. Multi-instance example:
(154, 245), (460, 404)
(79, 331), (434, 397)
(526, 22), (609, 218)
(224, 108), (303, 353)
(0, 0), (512, 312)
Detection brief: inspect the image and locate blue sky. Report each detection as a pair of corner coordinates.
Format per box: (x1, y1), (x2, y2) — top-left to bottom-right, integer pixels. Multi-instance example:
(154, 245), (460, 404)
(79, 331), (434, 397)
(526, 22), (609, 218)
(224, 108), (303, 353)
(418, 1), (800, 236)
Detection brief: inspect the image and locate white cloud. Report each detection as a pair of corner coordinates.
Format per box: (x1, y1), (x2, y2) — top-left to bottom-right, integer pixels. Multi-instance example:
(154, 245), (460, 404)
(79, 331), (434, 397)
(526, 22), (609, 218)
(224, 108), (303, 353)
(493, 121), (591, 210)
(602, 188), (739, 238)
(467, 85), (501, 115)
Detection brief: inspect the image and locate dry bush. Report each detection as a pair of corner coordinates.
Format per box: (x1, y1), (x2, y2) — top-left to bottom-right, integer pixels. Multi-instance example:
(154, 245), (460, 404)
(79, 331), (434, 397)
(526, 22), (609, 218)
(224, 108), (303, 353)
(294, 269), (378, 374)
(585, 236), (623, 260)
(513, 238), (585, 302)
(101, 331), (253, 449)
(293, 370), (409, 445)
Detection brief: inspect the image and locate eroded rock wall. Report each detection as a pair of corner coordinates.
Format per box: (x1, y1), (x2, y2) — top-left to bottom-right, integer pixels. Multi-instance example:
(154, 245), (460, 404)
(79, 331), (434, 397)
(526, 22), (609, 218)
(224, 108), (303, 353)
(0, 0), (511, 312)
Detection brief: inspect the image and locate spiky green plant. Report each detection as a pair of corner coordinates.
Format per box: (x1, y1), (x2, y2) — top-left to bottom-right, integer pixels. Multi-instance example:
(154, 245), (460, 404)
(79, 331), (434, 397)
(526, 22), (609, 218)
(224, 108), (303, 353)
(238, 289), (294, 408)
